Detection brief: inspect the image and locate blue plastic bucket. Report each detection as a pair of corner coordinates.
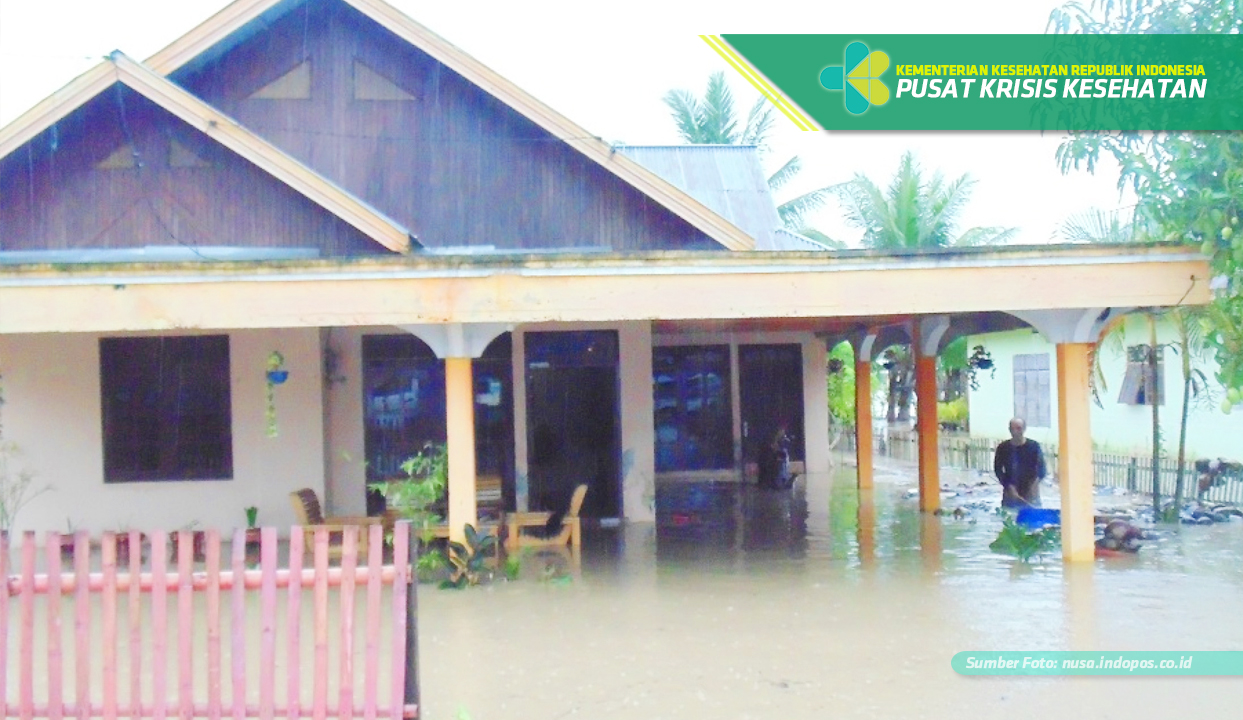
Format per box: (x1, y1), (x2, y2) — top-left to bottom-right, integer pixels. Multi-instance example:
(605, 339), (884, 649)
(1016, 507), (1061, 529)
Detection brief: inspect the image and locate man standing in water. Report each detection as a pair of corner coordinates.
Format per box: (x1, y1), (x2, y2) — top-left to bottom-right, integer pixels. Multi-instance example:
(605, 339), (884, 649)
(993, 418), (1046, 508)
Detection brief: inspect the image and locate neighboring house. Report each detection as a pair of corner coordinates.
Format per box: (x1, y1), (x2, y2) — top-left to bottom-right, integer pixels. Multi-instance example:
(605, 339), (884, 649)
(0, 0), (1206, 546)
(967, 316), (1243, 461)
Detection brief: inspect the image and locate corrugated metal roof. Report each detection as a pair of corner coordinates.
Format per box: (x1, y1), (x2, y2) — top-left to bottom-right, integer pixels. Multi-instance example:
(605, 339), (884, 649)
(773, 228), (832, 251)
(616, 145), (785, 250)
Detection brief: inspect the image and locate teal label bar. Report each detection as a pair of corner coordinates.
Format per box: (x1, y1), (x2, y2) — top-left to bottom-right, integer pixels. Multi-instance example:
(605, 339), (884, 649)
(952, 651), (1243, 675)
(723, 35), (1243, 131)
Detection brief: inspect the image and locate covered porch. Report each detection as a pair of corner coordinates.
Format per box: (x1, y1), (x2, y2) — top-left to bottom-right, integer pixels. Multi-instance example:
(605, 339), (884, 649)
(0, 244), (1210, 562)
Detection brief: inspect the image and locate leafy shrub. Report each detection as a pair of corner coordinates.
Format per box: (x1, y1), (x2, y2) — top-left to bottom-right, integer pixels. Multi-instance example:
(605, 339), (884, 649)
(989, 515), (1060, 562)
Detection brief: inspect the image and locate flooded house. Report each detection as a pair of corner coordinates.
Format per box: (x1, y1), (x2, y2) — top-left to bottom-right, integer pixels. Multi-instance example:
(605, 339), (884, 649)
(0, 0), (1209, 564)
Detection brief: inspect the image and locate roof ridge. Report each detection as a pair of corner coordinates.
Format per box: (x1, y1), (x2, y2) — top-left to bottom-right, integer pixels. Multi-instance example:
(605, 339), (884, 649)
(143, 0), (756, 251)
(0, 51), (414, 253)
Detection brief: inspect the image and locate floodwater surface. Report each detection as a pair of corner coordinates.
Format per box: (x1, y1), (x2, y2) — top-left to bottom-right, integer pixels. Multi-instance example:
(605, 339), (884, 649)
(418, 459), (1243, 719)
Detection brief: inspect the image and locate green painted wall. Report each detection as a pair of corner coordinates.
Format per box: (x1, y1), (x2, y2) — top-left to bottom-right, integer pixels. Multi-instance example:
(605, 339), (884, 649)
(967, 316), (1243, 460)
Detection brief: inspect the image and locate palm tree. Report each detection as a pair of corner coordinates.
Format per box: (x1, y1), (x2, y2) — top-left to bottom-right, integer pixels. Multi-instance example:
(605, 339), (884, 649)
(834, 152), (1018, 250)
(833, 152), (1017, 421)
(662, 72), (841, 246)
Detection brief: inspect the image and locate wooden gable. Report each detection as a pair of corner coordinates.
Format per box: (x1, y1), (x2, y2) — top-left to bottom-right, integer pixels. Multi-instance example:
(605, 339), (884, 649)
(0, 84), (384, 256)
(169, 0), (726, 252)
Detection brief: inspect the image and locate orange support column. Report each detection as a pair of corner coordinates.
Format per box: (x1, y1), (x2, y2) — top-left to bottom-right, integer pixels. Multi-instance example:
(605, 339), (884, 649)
(915, 355), (940, 513)
(1057, 343), (1095, 562)
(445, 356), (478, 544)
(857, 489), (876, 568)
(854, 360), (874, 489)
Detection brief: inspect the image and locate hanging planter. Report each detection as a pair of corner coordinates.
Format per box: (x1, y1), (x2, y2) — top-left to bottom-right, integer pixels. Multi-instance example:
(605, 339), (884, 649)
(265, 351), (287, 438)
(966, 345), (996, 390)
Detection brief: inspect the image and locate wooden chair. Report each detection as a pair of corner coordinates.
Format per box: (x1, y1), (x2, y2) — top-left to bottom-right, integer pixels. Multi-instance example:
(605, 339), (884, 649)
(289, 488), (384, 560)
(504, 484), (588, 553)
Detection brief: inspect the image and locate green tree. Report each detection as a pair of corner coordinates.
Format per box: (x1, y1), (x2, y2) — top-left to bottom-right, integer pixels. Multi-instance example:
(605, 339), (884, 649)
(663, 72), (842, 246)
(1047, 0), (1243, 412)
(833, 152), (1017, 421)
(1057, 209), (1216, 517)
(827, 342), (857, 441)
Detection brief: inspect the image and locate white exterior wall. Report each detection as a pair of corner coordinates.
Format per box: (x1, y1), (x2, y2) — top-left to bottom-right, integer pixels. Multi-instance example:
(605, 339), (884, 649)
(322, 326), (370, 516)
(618, 321), (657, 522)
(0, 328), (325, 534)
(968, 320), (1243, 459)
(802, 336), (831, 476)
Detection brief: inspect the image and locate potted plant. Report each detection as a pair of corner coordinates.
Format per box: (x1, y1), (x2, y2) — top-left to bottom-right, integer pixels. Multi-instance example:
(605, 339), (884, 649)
(966, 345), (996, 390)
(55, 520), (77, 559)
(112, 527), (148, 563)
(170, 522), (207, 562)
(244, 506), (261, 546)
(265, 351), (287, 438)
(440, 524), (498, 589)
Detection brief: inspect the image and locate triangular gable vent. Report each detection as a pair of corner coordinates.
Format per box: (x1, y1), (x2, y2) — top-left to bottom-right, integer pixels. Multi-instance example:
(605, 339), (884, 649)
(353, 60), (414, 100)
(97, 143), (138, 169)
(169, 138), (213, 168)
(0, 52), (412, 253)
(142, 0), (751, 250)
(249, 61), (311, 99)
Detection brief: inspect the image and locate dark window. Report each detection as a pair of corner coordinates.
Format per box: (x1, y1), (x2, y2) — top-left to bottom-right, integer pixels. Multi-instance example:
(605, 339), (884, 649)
(1118, 344), (1165, 406)
(654, 345), (734, 472)
(1012, 353), (1051, 428)
(101, 336), (233, 482)
(362, 335), (446, 481)
(525, 331), (618, 368)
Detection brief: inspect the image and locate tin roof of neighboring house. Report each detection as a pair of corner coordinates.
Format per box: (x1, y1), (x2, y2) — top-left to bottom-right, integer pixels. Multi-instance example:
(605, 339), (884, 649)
(617, 145), (810, 251)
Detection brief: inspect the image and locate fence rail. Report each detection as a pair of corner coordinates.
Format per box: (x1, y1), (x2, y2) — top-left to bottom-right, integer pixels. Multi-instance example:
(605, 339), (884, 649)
(2, 524), (416, 720)
(847, 429), (1243, 505)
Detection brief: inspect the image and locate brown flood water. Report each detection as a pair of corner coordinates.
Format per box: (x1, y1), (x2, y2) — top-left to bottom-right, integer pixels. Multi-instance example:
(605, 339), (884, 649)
(418, 459), (1243, 719)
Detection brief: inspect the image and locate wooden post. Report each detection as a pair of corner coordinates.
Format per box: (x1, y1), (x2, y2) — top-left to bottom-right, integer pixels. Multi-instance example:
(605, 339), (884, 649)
(1057, 342), (1095, 562)
(915, 355), (940, 513)
(445, 356), (478, 544)
(854, 360), (874, 489)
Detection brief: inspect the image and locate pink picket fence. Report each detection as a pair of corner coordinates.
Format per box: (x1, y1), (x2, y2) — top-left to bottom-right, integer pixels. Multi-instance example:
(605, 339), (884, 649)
(1, 524), (417, 720)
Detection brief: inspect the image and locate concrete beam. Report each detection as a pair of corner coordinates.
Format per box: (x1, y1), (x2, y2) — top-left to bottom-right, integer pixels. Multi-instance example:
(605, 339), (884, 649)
(0, 254), (1207, 334)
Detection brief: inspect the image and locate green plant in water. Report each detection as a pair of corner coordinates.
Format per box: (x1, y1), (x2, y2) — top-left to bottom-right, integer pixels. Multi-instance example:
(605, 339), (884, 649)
(503, 554), (521, 581)
(989, 515), (1060, 563)
(415, 549), (449, 583)
(244, 506), (258, 528)
(440, 524), (498, 589)
(370, 443), (448, 535)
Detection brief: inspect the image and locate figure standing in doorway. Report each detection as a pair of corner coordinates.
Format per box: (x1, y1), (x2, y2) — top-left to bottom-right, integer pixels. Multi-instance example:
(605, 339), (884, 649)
(759, 423), (796, 490)
(993, 418), (1046, 508)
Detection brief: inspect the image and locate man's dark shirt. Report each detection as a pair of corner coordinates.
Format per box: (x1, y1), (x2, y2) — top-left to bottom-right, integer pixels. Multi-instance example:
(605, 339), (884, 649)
(994, 439), (1047, 491)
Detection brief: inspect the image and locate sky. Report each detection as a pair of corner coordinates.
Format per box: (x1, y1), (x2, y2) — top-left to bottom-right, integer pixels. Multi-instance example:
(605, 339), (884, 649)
(0, 0), (1135, 247)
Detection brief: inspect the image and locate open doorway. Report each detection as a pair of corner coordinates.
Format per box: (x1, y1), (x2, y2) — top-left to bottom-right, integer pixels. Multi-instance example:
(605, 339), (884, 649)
(739, 344), (805, 481)
(525, 331), (621, 519)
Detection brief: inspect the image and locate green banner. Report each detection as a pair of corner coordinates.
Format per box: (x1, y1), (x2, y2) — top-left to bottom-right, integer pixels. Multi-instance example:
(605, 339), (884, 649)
(722, 34), (1243, 131)
(951, 651), (1243, 676)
